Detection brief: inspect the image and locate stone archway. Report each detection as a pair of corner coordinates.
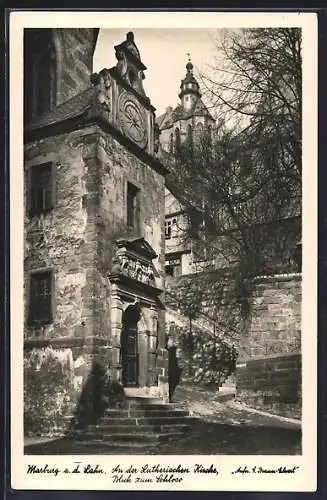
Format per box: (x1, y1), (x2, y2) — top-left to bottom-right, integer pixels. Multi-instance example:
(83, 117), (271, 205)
(120, 304), (141, 387)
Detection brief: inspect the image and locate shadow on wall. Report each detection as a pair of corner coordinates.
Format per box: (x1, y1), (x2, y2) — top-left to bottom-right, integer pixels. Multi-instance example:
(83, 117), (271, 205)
(168, 345), (182, 403)
(67, 363), (126, 435)
(68, 359), (183, 434)
(23, 349), (127, 438)
(24, 346), (181, 438)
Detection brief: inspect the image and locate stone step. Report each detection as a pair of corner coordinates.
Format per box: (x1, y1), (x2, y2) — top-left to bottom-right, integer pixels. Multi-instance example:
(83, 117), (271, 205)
(126, 402), (182, 410)
(102, 408), (189, 418)
(98, 417), (137, 426)
(97, 415), (196, 426)
(103, 409), (130, 417)
(81, 432), (185, 443)
(125, 396), (164, 405)
(105, 403), (185, 415)
(129, 409), (190, 418)
(136, 416), (197, 426)
(74, 439), (157, 449)
(215, 392), (235, 403)
(83, 423), (192, 435)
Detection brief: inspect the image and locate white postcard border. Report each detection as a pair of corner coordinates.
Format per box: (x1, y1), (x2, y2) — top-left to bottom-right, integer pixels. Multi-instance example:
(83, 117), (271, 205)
(9, 10), (317, 492)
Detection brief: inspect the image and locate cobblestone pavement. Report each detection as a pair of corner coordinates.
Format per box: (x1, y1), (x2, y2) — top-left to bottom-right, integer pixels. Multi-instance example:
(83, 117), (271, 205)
(173, 386), (301, 430)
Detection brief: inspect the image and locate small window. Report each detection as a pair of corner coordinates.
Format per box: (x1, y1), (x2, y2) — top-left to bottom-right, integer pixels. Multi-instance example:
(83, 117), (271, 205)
(30, 162), (55, 216)
(127, 182), (140, 230)
(165, 258), (182, 278)
(171, 218), (178, 238)
(175, 128), (181, 151)
(24, 29), (57, 122)
(173, 263), (182, 277)
(187, 124), (193, 145)
(196, 122), (204, 140)
(165, 219), (172, 239)
(165, 217), (178, 239)
(28, 270), (54, 325)
(165, 265), (174, 277)
(170, 133), (174, 153)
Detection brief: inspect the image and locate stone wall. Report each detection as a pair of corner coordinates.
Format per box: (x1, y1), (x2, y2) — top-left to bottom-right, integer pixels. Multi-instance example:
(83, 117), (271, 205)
(24, 28), (98, 119)
(165, 270), (243, 343)
(24, 126), (100, 341)
(96, 130), (165, 294)
(236, 273), (302, 418)
(24, 123), (166, 341)
(24, 121), (168, 429)
(165, 270), (302, 415)
(53, 28), (98, 105)
(95, 129), (167, 388)
(238, 273), (301, 360)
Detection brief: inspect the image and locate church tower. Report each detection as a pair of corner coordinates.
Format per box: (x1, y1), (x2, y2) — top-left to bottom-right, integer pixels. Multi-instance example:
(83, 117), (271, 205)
(157, 57), (215, 277)
(178, 57), (202, 113)
(157, 57), (215, 154)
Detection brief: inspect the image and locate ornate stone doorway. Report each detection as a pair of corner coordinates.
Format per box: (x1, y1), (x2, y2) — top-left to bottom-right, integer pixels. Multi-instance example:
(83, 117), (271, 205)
(121, 304), (141, 387)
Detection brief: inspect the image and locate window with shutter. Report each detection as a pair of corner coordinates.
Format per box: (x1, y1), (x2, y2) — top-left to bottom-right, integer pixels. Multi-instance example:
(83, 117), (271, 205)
(30, 162), (55, 215)
(28, 270), (53, 325)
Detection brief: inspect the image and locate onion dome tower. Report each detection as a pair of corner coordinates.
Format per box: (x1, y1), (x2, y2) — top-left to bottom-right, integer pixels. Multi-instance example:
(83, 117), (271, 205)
(178, 55), (202, 112)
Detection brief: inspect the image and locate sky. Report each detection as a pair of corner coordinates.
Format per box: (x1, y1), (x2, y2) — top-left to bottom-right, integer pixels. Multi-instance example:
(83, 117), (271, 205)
(93, 28), (219, 117)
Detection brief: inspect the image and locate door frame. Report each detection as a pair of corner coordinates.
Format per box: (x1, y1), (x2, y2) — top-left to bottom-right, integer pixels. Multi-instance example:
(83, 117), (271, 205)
(121, 304), (141, 387)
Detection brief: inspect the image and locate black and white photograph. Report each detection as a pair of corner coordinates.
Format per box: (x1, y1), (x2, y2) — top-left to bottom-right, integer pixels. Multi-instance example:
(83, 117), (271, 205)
(10, 11), (317, 491)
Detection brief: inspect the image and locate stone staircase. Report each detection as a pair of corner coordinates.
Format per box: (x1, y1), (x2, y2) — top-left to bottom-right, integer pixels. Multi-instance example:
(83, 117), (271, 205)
(217, 372), (236, 401)
(219, 372), (236, 389)
(71, 397), (197, 450)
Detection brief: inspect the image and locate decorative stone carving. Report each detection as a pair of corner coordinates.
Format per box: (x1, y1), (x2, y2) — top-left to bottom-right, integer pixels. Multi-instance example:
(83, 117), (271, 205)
(117, 253), (155, 286)
(114, 32), (147, 98)
(109, 237), (158, 288)
(90, 69), (112, 122)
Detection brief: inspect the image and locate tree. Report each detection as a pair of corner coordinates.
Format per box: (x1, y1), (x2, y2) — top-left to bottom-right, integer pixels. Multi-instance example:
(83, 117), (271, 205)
(164, 28), (302, 346)
(204, 28), (301, 178)
(169, 28), (301, 277)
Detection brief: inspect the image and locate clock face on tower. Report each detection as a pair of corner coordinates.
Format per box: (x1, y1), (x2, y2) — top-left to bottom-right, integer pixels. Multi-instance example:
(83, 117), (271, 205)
(118, 93), (148, 149)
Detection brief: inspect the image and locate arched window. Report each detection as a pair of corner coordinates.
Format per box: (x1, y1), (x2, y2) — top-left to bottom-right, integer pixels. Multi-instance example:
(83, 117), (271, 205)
(196, 122), (204, 136)
(24, 29), (57, 122)
(187, 124), (193, 148)
(170, 132), (174, 153)
(175, 127), (181, 151)
(207, 124), (213, 147)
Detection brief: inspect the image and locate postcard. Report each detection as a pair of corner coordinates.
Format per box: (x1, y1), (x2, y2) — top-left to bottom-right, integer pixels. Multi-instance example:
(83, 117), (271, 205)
(10, 10), (317, 491)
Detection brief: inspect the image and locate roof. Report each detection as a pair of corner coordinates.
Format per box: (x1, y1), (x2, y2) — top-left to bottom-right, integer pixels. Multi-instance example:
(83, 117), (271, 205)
(157, 98), (215, 130)
(25, 87), (95, 132)
(156, 112), (168, 129)
(24, 85), (169, 179)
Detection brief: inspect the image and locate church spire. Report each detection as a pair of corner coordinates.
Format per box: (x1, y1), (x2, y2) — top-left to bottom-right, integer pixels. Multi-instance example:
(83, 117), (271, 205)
(179, 54), (201, 112)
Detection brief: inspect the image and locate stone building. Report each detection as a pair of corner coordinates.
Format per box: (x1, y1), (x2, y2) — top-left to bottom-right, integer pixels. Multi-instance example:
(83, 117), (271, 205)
(23, 28), (302, 428)
(23, 29), (169, 402)
(157, 55), (302, 416)
(157, 58), (216, 277)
